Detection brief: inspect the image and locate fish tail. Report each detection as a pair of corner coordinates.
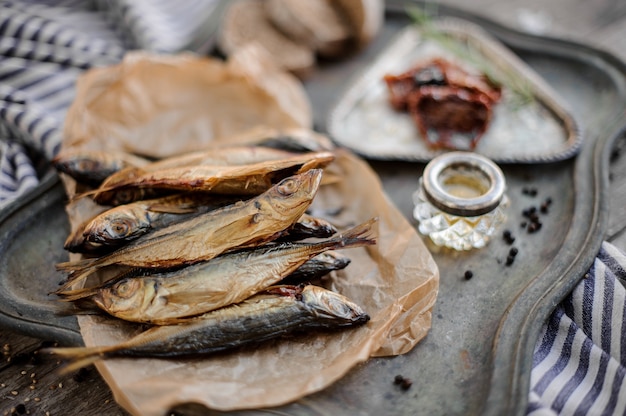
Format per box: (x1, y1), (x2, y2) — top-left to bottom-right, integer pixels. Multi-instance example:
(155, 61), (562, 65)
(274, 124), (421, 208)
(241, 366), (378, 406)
(54, 259), (102, 293)
(42, 345), (111, 374)
(56, 257), (98, 272)
(326, 217), (378, 250)
(55, 286), (100, 302)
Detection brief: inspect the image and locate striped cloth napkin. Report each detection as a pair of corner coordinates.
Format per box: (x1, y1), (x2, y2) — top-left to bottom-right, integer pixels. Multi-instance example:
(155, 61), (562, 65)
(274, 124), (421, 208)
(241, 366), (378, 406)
(527, 242), (626, 415)
(0, 0), (218, 206)
(0, 1), (624, 414)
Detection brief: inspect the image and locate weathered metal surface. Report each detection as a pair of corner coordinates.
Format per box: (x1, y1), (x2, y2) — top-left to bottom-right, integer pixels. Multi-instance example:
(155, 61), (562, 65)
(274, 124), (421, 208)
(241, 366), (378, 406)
(1, 3), (626, 416)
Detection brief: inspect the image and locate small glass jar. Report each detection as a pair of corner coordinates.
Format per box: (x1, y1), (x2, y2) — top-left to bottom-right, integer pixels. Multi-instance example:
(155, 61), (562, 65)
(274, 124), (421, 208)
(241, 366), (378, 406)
(413, 151), (509, 251)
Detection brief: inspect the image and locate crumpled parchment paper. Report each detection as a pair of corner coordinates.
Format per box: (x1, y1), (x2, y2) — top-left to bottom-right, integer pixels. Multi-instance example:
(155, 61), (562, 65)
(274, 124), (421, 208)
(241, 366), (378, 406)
(59, 48), (439, 415)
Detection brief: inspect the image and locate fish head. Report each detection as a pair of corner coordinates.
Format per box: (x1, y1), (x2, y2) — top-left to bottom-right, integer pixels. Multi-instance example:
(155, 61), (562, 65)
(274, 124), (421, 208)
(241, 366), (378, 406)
(268, 169), (323, 218)
(85, 209), (149, 244)
(301, 285), (370, 326)
(96, 278), (155, 319)
(53, 154), (106, 180)
(314, 252), (351, 270)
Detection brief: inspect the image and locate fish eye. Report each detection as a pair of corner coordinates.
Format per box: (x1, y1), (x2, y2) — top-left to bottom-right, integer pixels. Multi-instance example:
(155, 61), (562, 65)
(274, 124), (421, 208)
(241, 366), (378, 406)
(105, 219), (132, 238)
(112, 279), (137, 298)
(277, 178), (299, 196)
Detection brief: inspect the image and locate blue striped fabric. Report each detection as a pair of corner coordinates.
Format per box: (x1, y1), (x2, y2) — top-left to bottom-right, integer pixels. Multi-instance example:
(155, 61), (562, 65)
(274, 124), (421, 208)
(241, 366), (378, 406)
(1, 2), (625, 415)
(528, 242), (626, 415)
(0, 0), (218, 207)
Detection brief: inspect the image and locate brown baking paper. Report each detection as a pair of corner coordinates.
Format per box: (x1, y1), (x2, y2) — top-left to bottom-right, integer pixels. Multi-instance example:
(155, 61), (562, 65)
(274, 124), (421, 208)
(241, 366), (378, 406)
(59, 49), (439, 415)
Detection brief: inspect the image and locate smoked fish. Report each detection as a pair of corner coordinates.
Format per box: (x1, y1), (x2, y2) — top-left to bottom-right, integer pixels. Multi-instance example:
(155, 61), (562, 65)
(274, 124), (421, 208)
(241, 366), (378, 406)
(45, 285), (370, 373)
(56, 169), (323, 290)
(57, 218), (376, 324)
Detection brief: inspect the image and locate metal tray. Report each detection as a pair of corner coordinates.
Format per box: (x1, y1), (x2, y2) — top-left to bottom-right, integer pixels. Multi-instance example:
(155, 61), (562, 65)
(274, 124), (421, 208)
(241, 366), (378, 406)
(1, 2), (626, 416)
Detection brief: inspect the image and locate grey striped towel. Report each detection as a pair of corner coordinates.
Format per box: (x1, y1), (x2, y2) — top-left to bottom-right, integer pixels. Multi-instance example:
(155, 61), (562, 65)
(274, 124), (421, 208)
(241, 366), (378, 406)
(528, 242), (626, 415)
(0, 0), (218, 206)
(0, 1), (623, 415)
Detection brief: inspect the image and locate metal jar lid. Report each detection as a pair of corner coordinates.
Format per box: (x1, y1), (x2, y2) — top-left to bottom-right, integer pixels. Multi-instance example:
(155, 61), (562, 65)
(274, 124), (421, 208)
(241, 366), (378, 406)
(422, 151), (506, 217)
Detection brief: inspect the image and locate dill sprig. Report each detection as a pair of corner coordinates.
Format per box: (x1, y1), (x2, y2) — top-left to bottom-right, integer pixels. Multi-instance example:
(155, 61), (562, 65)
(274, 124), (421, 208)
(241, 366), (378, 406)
(406, 5), (535, 106)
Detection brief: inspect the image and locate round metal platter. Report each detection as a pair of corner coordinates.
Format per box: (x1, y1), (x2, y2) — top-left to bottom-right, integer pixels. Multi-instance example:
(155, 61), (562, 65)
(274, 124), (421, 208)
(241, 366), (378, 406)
(1, 2), (626, 415)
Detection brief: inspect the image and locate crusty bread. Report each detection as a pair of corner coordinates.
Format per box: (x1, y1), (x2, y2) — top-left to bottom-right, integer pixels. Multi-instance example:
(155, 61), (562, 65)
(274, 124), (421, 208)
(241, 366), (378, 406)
(218, 0), (315, 77)
(264, 0), (352, 58)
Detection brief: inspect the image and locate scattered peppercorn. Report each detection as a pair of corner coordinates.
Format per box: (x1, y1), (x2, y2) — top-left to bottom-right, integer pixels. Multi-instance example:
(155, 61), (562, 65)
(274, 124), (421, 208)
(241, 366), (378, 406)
(400, 378), (413, 390)
(503, 230), (515, 245)
(505, 255), (515, 266)
(15, 404), (26, 415)
(522, 187), (538, 197)
(393, 374), (412, 390)
(464, 270), (473, 280)
(509, 247), (518, 257)
(528, 222), (542, 233)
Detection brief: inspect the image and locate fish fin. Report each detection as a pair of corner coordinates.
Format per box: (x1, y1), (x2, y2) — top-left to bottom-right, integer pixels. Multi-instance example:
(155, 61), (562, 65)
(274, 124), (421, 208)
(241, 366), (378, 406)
(55, 257), (97, 273)
(54, 259), (102, 293)
(42, 346), (110, 375)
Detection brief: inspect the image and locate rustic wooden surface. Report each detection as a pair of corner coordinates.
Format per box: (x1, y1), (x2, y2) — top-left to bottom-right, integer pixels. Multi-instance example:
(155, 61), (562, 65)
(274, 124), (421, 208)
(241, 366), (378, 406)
(1, 1), (625, 415)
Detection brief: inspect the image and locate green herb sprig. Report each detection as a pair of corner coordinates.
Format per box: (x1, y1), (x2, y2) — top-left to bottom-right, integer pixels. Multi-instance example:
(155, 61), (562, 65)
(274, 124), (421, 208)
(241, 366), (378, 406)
(406, 5), (535, 107)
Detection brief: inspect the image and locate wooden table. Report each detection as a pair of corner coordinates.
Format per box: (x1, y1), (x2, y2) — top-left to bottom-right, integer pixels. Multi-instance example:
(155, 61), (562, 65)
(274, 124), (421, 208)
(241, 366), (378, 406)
(1, 1), (625, 415)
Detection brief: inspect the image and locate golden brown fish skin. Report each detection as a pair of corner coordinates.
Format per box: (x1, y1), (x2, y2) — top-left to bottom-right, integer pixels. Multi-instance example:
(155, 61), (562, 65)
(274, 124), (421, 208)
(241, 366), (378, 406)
(93, 146), (300, 196)
(91, 151), (334, 205)
(52, 149), (149, 186)
(44, 285), (369, 373)
(64, 193), (244, 253)
(134, 145), (300, 172)
(57, 218), (376, 324)
(56, 169), (324, 291)
(66, 202), (331, 254)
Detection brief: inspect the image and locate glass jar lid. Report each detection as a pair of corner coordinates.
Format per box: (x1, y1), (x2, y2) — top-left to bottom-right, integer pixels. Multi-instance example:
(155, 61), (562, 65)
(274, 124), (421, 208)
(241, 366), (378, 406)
(422, 151), (506, 217)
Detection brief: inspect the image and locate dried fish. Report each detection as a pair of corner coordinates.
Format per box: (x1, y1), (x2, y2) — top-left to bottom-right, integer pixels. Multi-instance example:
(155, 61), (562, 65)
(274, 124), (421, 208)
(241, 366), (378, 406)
(134, 145), (300, 171)
(44, 285), (370, 373)
(64, 193), (244, 253)
(52, 149), (150, 186)
(89, 151), (334, 205)
(57, 218), (376, 324)
(98, 146), (300, 190)
(56, 169), (324, 291)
